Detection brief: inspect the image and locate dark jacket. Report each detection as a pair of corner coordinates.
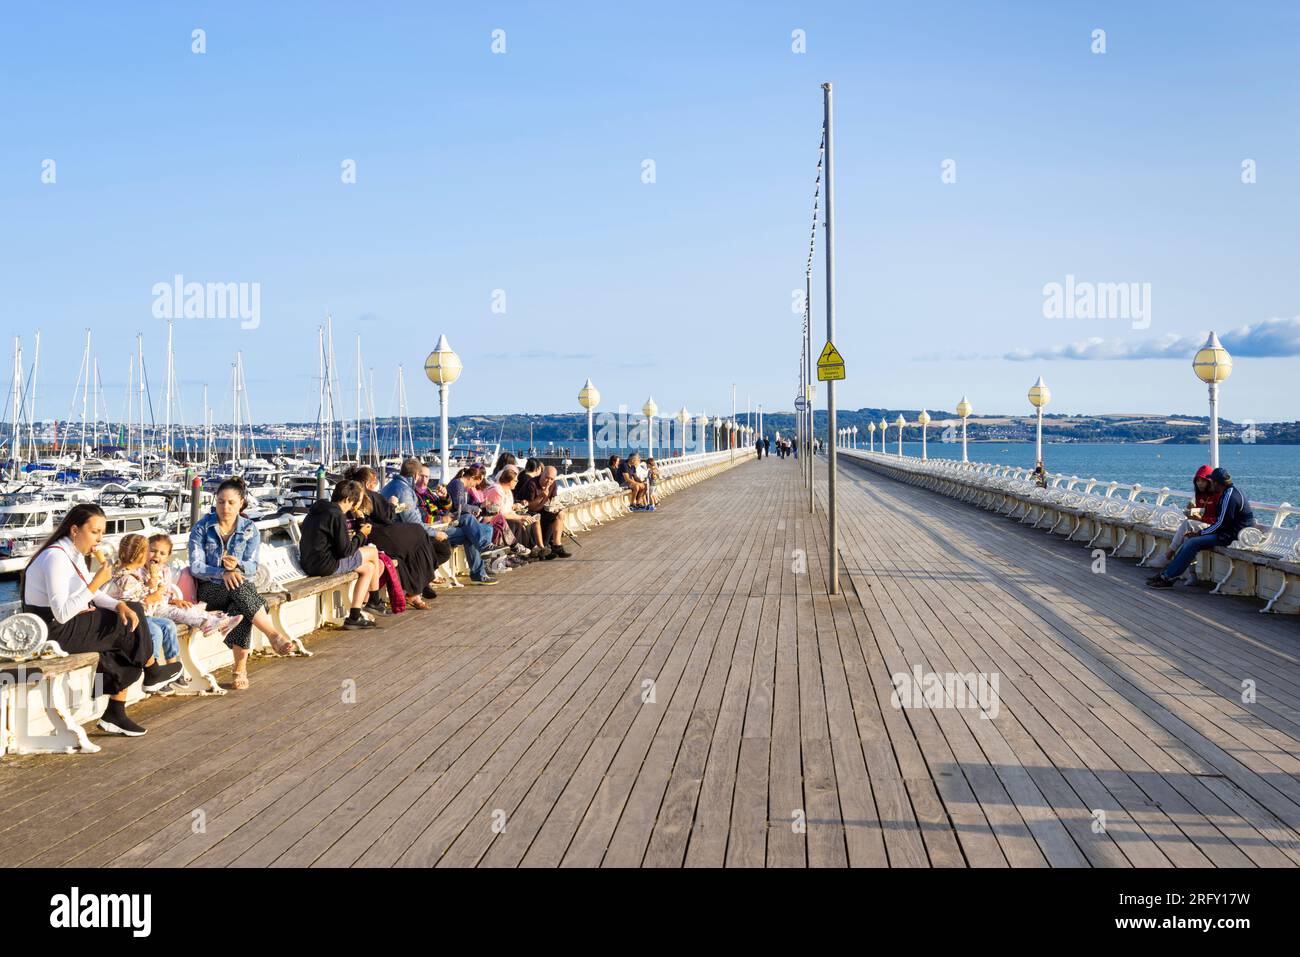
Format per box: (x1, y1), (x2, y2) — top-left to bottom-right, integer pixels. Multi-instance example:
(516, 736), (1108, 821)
(1204, 484), (1255, 545)
(446, 478), (479, 519)
(299, 500), (357, 576)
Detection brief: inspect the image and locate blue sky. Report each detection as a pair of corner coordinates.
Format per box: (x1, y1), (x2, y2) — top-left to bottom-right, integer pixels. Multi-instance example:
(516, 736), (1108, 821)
(3, 1), (1298, 425)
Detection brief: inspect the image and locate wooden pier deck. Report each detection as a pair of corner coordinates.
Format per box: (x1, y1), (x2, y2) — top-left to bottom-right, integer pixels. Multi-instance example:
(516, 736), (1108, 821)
(3, 456), (1299, 867)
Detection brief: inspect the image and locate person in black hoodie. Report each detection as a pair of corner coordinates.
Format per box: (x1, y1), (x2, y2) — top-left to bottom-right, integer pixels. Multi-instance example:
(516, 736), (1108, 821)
(1149, 467), (1255, 588)
(299, 481), (381, 628)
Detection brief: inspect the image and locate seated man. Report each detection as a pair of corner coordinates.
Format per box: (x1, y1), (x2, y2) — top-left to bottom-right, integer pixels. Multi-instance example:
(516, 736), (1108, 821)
(383, 457), (498, 586)
(619, 452), (649, 509)
(517, 464), (571, 558)
(1148, 468), (1254, 588)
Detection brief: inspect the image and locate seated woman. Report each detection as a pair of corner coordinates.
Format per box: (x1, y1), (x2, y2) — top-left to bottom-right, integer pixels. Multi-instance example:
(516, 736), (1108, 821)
(481, 467), (545, 557)
(347, 466), (438, 610)
(487, 452), (518, 488)
(22, 504), (177, 736)
(299, 480), (382, 629)
(188, 477), (297, 691)
(1157, 465), (1221, 569)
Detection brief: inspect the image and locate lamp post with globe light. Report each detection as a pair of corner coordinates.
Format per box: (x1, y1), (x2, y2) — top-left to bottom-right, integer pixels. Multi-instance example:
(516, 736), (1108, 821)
(956, 396), (973, 464)
(578, 378), (600, 472)
(642, 396), (658, 459)
(423, 335), (461, 483)
(1028, 376), (1051, 468)
(1192, 332), (1233, 469)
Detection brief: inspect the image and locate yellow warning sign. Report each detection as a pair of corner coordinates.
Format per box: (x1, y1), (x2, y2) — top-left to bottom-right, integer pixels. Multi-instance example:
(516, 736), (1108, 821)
(817, 341), (845, 381)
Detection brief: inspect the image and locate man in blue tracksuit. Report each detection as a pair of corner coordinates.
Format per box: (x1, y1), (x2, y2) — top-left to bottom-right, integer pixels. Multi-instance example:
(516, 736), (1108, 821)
(381, 459), (497, 585)
(1148, 468), (1254, 588)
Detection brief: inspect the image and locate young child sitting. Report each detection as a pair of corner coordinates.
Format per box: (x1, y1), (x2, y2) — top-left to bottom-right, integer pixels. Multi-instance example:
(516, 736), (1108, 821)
(142, 534), (243, 638)
(105, 534), (188, 694)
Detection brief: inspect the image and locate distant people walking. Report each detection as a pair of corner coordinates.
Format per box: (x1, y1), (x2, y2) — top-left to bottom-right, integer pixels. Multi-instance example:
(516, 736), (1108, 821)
(1149, 468), (1254, 588)
(763, 437), (770, 458)
(755, 436), (764, 459)
(792, 437), (798, 459)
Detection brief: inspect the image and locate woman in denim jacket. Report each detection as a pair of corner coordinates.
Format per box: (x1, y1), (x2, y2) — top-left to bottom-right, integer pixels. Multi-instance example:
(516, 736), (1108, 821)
(188, 478), (296, 689)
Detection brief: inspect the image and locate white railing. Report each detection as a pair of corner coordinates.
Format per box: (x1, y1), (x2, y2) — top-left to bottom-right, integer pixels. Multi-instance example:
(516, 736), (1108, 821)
(839, 448), (1300, 613)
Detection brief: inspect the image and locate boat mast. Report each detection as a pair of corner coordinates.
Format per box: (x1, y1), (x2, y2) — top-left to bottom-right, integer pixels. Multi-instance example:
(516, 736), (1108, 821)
(326, 314), (340, 469)
(26, 332), (39, 465)
(367, 368), (378, 466)
(202, 383), (210, 468)
(136, 334), (148, 471)
(9, 337), (21, 477)
(92, 357), (102, 458)
(232, 354), (242, 468)
(78, 329), (90, 462)
(164, 320), (173, 468)
(355, 335), (363, 462)
(126, 353), (134, 468)
(396, 364), (410, 460)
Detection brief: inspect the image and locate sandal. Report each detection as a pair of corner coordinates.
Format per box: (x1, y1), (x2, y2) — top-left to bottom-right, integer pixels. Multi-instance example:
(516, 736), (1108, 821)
(231, 668), (250, 690)
(408, 596), (429, 610)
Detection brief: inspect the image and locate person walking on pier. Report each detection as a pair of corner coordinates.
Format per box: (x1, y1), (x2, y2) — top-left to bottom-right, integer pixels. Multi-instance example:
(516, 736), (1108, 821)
(755, 436), (764, 459)
(1148, 468), (1254, 588)
(763, 436), (770, 458)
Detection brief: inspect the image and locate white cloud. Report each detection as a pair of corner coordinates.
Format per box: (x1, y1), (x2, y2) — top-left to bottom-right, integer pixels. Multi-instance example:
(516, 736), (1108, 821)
(1002, 315), (1300, 361)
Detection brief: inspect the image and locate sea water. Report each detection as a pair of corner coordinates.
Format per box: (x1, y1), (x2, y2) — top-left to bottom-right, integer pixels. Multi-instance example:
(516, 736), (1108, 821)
(3, 442), (1296, 604)
(866, 441), (1300, 506)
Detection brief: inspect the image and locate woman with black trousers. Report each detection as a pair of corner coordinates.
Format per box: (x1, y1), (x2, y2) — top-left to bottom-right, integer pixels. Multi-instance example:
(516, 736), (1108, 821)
(346, 466), (441, 611)
(299, 481), (382, 629)
(21, 504), (182, 736)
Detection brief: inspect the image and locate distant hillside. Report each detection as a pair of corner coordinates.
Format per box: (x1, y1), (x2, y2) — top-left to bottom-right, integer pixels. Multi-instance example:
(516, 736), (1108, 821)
(272, 409), (1300, 446)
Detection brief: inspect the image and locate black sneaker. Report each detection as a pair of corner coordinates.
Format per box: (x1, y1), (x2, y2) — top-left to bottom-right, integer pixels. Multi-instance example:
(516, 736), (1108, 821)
(143, 661), (184, 694)
(344, 615), (377, 629)
(541, 547), (557, 561)
(470, 574), (499, 586)
(421, 585), (439, 600)
(1147, 576), (1174, 589)
(550, 545), (571, 559)
(98, 702), (147, 737)
(364, 598), (389, 616)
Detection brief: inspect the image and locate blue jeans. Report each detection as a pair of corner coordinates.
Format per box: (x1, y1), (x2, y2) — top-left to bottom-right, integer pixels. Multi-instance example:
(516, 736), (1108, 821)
(437, 513), (494, 578)
(147, 616), (179, 661)
(1162, 532), (1219, 580)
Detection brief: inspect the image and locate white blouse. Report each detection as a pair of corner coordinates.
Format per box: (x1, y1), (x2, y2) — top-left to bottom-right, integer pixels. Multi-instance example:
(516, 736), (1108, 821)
(23, 537), (121, 624)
